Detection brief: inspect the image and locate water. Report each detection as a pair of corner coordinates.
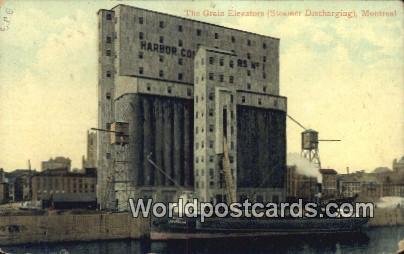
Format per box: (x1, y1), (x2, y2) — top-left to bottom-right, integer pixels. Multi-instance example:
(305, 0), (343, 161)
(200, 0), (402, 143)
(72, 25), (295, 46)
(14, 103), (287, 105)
(2, 226), (403, 254)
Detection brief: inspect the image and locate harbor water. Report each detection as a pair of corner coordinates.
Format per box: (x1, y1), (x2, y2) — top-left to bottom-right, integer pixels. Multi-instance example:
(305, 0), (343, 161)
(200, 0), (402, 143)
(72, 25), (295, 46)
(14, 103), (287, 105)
(2, 226), (403, 254)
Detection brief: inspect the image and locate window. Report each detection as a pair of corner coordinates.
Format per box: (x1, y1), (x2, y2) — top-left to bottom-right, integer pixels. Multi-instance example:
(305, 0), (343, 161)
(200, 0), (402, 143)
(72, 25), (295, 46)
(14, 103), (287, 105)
(263, 42), (267, 49)
(258, 98), (262, 105)
(229, 76), (234, 83)
(167, 87), (172, 93)
(247, 83), (251, 90)
(187, 88), (192, 96)
(106, 36), (112, 43)
(209, 141), (214, 148)
(201, 141), (204, 148)
(209, 108), (214, 116)
(178, 25), (183, 32)
(178, 73), (183, 80)
(106, 92), (111, 99)
(139, 17), (144, 24)
(159, 21), (164, 28)
(231, 36), (235, 43)
(159, 55), (164, 62)
(247, 53), (251, 59)
(210, 181), (214, 187)
(215, 33), (219, 39)
(138, 51), (144, 59)
(219, 58), (224, 66)
(263, 56), (266, 62)
(105, 50), (111, 56)
(210, 157), (214, 163)
(263, 72), (266, 79)
(139, 32), (144, 40)
(159, 70), (164, 78)
(242, 96), (245, 103)
(106, 14), (112, 20)
(209, 57), (214, 64)
(178, 58), (183, 65)
(209, 73), (214, 80)
(229, 60), (234, 68)
(159, 36), (164, 43)
(106, 71), (111, 78)
(196, 29), (201, 36)
(247, 39), (251, 46)
(209, 92), (214, 100)
(139, 67), (144, 74)
(219, 74), (224, 82)
(263, 86), (267, 92)
(196, 111), (198, 118)
(178, 39), (183, 47)
(106, 153), (111, 159)
(146, 84), (151, 91)
(209, 125), (214, 132)
(247, 70), (251, 76)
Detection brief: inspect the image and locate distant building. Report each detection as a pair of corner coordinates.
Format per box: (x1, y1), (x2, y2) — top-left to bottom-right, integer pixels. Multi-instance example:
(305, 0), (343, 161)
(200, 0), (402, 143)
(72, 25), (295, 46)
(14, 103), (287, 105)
(41, 157), (71, 171)
(393, 156), (404, 173)
(337, 168), (404, 200)
(31, 168), (97, 202)
(320, 168), (338, 198)
(82, 130), (97, 169)
(5, 169), (35, 202)
(286, 166), (318, 201)
(0, 183), (8, 204)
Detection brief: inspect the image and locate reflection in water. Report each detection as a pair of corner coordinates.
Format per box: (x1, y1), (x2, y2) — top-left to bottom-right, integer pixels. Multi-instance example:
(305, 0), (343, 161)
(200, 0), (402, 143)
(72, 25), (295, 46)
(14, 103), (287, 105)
(2, 226), (403, 254)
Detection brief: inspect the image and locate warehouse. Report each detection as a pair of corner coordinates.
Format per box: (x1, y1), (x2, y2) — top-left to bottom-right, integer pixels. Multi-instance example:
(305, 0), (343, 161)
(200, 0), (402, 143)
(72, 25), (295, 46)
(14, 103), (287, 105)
(97, 4), (287, 210)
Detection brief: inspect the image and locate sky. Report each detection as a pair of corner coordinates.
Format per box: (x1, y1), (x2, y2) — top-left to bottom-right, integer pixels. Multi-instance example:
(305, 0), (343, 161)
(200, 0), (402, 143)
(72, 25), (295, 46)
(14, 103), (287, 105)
(0, 1), (402, 172)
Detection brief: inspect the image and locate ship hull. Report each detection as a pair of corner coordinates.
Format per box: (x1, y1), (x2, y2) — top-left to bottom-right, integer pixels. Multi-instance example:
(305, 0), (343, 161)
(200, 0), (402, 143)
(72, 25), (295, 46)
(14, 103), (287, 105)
(151, 216), (369, 240)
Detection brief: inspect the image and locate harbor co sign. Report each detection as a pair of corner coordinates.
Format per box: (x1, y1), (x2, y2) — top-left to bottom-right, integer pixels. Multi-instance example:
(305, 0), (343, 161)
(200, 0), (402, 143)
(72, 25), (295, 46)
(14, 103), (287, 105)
(140, 40), (261, 69)
(140, 40), (195, 58)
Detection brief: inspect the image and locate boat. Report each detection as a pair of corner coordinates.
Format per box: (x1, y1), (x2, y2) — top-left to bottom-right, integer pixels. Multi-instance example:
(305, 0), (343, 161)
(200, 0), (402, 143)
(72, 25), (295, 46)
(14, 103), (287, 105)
(151, 214), (369, 240)
(148, 137), (369, 240)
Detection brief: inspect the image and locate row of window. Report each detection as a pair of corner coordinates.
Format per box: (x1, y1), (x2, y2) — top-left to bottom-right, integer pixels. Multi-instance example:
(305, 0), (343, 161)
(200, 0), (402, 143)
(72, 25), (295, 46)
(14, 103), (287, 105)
(105, 13), (269, 49)
(133, 16), (269, 48)
(195, 155), (234, 164)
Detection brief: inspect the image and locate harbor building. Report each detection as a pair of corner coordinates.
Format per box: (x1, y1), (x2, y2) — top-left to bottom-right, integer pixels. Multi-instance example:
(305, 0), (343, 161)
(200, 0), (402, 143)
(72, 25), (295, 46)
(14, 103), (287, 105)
(97, 5), (287, 210)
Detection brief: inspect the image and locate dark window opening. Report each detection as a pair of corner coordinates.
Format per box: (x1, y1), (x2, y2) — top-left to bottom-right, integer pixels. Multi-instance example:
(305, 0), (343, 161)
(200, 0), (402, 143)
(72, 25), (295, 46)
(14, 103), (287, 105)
(106, 36), (112, 43)
(178, 25), (183, 32)
(138, 51), (143, 59)
(209, 73), (214, 80)
(219, 58), (224, 66)
(106, 14), (112, 20)
(197, 29), (201, 36)
(209, 57), (214, 64)
(178, 58), (183, 65)
(215, 33), (219, 39)
(159, 21), (164, 28)
(229, 76), (234, 83)
(231, 36), (235, 43)
(159, 70), (164, 78)
(139, 67), (144, 74)
(139, 17), (144, 24)
(178, 73), (183, 80)
(178, 39), (183, 47)
(159, 36), (164, 43)
(139, 32), (144, 40)
(106, 71), (111, 78)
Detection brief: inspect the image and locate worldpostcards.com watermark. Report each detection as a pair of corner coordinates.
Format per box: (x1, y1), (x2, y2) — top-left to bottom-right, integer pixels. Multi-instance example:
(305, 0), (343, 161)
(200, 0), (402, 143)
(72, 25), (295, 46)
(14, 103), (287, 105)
(128, 198), (374, 222)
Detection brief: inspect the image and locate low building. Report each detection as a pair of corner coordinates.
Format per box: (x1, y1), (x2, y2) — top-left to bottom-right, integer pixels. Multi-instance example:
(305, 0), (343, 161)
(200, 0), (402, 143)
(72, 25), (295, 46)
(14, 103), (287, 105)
(31, 168), (97, 202)
(41, 156), (71, 171)
(393, 156), (404, 173)
(5, 169), (35, 202)
(286, 166), (318, 201)
(48, 193), (97, 210)
(320, 168), (338, 198)
(0, 182), (9, 204)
